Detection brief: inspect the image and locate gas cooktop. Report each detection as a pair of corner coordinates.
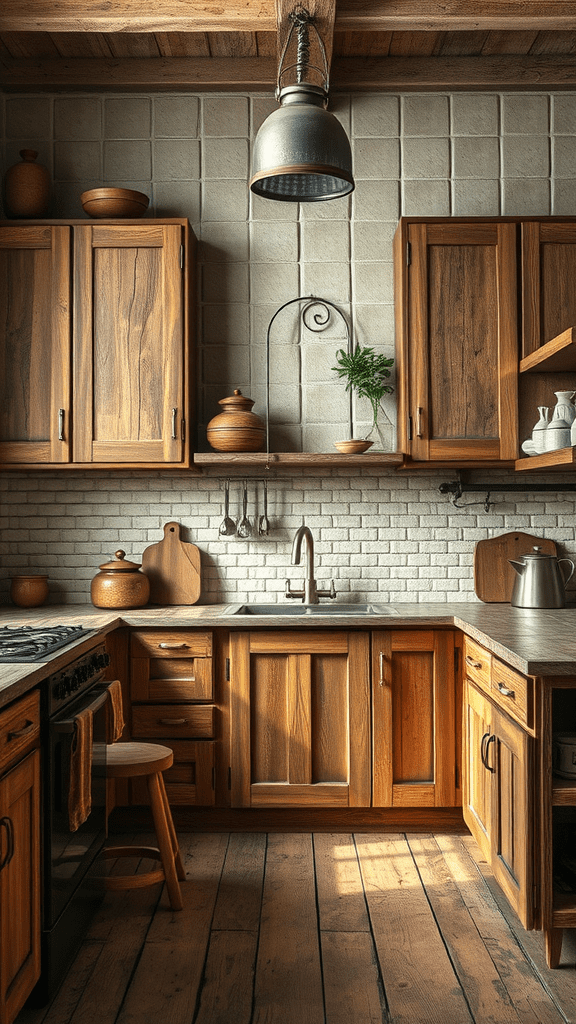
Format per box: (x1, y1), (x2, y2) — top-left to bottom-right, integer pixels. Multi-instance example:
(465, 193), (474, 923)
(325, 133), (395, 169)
(0, 624), (91, 663)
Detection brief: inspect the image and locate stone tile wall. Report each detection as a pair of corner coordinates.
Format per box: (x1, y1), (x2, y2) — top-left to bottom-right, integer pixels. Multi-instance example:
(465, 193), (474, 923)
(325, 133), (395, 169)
(1, 90), (576, 604)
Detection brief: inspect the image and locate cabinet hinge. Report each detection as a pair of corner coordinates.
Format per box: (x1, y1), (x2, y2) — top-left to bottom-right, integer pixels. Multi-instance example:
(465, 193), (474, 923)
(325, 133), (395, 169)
(180, 244), (185, 269)
(406, 241), (411, 266)
(225, 657), (230, 681)
(228, 766), (232, 790)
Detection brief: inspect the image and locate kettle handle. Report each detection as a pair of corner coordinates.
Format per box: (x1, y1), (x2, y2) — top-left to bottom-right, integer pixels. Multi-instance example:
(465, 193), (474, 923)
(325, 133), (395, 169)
(559, 558), (575, 587)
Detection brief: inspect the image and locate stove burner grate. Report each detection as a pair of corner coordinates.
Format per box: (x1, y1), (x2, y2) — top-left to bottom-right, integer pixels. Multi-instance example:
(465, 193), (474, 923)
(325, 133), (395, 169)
(0, 624), (91, 662)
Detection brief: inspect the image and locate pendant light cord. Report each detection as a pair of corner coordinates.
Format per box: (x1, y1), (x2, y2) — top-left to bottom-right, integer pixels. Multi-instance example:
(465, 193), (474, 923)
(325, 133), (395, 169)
(276, 6), (330, 96)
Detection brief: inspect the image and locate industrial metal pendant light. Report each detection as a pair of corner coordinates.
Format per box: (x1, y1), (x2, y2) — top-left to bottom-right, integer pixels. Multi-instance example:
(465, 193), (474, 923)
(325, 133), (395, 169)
(250, 6), (354, 203)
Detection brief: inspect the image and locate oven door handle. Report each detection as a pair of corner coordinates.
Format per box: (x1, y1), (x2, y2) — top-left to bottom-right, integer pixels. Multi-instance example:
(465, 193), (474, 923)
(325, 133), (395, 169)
(53, 689), (109, 733)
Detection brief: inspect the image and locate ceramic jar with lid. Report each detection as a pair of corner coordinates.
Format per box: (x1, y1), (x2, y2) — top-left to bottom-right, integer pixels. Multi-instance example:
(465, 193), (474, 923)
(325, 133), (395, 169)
(91, 550), (150, 609)
(206, 389), (265, 452)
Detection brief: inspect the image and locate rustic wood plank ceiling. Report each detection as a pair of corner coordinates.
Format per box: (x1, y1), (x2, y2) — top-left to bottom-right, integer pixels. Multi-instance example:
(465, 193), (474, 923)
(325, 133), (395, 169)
(2, 1), (576, 91)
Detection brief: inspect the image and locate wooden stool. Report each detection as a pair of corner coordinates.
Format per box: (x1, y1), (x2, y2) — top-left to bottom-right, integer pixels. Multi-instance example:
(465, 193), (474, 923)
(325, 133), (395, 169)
(104, 742), (185, 911)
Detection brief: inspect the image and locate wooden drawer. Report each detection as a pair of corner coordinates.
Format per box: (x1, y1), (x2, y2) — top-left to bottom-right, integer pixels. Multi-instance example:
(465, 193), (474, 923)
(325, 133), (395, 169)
(131, 704), (215, 740)
(131, 630), (212, 659)
(130, 739), (215, 806)
(463, 637), (492, 696)
(491, 658), (533, 730)
(0, 691), (40, 773)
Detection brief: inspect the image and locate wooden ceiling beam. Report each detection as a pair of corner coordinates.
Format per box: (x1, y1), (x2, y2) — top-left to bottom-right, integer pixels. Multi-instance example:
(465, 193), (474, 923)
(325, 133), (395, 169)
(3, 54), (576, 91)
(3, 1), (576, 35)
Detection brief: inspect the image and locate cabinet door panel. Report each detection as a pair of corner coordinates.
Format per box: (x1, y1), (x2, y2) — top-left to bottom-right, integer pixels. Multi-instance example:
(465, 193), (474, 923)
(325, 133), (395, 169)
(74, 224), (184, 464)
(522, 222), (576, 357)
(491, 705), (533, 930)
(462, 680), (493, 864)
(0, 226), (71, 464)
(398, 220), (518, 461)
(230, 631), (370, 808)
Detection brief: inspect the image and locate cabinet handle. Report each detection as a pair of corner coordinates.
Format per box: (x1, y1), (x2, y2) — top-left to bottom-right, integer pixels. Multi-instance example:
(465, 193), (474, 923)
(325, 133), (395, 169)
(484, 733), (496, 774)
(416, 407), (424, 438)
(465, 655), (483, 670)
(379, 651), (385, 687)
(158, 642), (190, 650)
(171, 408), (178, 440)
(480, 731), (490, 769)
(159, 718), (187, 725)
(497, 683), (515, 698)
(7, 720), (35, 741)
(58, 408), (65, 441)
(0, 817), (14, 871)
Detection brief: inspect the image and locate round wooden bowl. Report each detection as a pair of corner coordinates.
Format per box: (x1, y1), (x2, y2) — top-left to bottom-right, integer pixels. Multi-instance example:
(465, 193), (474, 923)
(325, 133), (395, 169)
(334, 439), (374, 454)
(80, 188), (149, 218)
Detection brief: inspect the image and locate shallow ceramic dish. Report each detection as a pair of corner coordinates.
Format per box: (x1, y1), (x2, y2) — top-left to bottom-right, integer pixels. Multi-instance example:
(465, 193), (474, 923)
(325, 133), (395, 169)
(334, 439), (373, 454)
(80, 187), (149, 218)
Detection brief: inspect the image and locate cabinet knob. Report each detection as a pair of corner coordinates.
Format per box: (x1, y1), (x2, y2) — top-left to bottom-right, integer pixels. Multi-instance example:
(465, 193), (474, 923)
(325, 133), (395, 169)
(159, 642), (189, 650)
(0, 817), (14, 871)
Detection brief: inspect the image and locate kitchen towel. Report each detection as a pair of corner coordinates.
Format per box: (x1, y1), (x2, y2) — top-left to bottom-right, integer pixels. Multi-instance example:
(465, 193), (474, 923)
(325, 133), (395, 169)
(68, 707), (93, 832)
(106, 679), (125, 744)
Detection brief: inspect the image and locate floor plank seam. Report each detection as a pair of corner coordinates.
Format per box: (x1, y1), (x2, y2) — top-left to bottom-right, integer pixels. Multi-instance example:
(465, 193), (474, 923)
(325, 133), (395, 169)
(351, 832), (394, 1024)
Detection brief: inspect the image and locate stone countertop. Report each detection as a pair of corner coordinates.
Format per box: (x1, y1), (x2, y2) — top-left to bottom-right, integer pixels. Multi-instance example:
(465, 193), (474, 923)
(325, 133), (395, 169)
(0, 601), (575, 708)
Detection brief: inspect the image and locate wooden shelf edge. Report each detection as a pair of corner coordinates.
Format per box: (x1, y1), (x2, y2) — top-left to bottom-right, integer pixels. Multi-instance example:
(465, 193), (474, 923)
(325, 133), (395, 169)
(397, 459), (516, 471)
(193, 451), (404, 467)
(520, 328), (576, 373)
(552, 776), (576, 805)
(0, 462), (201, 472)
(515, 447), (576, 472)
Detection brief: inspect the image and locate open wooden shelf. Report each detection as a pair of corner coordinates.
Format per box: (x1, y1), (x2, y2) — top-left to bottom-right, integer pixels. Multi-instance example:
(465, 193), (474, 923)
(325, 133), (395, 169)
(193, 451), (404, 468)
(552, 777), (576, 805)
(521, 328), (576, 374)
(515, 446), (576, 473)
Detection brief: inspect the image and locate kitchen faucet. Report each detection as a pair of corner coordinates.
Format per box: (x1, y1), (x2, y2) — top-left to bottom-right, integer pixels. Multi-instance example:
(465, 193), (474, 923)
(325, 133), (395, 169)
(285, 524), (336, 604)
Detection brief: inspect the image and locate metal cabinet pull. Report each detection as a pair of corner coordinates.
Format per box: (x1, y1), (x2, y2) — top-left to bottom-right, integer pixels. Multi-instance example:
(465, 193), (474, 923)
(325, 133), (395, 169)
(58, 408), (65, 441)
(497, 683), (515, 698)
(159, 642), (190, 650)
(485, 734), (496, 774)
(465, 655), (482, 670)
(7, 720), (35, 741)
(480, 731), (490, 769)
(378, 651), (384, 687)
(159, 718), (187, 725)
(0, 817), (14, 871)
(416, 407), (424, 438)
(171, 408), (178, 440)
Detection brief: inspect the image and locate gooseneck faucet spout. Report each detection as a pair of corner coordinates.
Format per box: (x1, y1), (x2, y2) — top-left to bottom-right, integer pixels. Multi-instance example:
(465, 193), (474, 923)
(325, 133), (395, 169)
(285, 524), (336, 604)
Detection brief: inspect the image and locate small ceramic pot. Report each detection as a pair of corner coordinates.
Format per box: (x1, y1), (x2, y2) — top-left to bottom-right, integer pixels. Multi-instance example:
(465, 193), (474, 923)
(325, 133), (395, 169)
(4, 150), (50, 218)
(206, 389), (265, 452)
(91, 550), (150, 609)
(10, 575), (49, 608)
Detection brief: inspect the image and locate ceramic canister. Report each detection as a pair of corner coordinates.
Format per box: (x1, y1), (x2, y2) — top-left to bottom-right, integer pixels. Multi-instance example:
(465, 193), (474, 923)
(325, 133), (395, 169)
(91, 550), (150, 609)
(206, 389), (266, 452)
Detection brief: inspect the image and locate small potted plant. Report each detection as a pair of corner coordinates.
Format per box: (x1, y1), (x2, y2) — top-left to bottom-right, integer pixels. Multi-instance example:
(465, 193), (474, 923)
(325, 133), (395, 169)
(331, 344), (394, 452)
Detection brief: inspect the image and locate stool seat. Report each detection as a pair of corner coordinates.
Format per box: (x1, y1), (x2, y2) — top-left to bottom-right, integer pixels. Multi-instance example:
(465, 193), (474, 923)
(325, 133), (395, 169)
(104, 740), (184, 911)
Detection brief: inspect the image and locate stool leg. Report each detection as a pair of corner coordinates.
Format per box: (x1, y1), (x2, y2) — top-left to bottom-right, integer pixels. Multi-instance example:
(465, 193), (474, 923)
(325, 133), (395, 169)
(158, 772), (186, 881)
(545, 928), (563, 969)
(147, 771), (183, 911)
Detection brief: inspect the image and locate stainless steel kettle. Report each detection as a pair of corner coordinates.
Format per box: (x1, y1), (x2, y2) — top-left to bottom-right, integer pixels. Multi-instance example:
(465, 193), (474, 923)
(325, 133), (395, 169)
(508, 546), (575, 608)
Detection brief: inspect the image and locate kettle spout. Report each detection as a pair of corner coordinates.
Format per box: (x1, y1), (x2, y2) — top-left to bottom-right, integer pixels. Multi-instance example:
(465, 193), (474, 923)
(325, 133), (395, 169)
(508, 559), (526, 575)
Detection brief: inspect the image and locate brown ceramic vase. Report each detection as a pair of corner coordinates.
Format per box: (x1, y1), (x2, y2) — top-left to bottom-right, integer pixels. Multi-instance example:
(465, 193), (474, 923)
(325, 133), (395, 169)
(4, 150), (51, 218)
(206, 389), (266, 452)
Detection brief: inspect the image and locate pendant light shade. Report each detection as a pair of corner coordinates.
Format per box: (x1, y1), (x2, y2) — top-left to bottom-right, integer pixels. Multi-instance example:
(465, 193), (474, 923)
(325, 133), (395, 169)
(249, 7), (355, 203)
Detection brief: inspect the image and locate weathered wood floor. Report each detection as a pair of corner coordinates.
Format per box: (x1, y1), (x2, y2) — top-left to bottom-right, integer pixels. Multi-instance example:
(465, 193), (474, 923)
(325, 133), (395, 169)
(16, 832), (576, 1024)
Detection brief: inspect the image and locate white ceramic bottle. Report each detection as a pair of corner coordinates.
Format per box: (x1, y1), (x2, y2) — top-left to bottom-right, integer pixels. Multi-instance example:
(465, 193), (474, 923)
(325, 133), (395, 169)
(531, 406), (549, 453)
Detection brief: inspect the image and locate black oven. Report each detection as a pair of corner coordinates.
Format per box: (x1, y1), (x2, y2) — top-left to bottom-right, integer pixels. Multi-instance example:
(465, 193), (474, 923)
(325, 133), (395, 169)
(35, 642), (111, 1005)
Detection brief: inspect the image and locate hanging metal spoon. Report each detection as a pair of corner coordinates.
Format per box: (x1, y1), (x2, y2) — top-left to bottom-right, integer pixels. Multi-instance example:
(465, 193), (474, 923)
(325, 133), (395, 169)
(259, 479), (270, 536)
(237, 479), (252, 538)
(218, 479), (236, 537)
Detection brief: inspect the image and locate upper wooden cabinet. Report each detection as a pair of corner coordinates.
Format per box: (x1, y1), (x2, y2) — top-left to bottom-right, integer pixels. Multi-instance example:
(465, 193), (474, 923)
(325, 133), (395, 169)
(0, 219), (195, 470)
(394, 219), (519, 463)
(522, 221), (576, 361)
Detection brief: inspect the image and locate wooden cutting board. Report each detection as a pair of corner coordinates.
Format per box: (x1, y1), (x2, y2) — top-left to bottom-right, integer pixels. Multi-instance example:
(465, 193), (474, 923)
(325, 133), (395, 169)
(473, 531), (557, 603)
(141, 522), (201, 605)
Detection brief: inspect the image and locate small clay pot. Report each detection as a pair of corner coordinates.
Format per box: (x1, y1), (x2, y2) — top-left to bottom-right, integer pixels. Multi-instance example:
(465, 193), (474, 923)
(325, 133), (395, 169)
(91, 550), (150, 609)
(10, 575), (49, 608)
(206, 389), (265, 452)
(4, 150), (51, 218)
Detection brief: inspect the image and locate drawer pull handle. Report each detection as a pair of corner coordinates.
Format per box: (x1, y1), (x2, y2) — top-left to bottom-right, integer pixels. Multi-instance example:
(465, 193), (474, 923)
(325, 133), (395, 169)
(497, 683), (515, 698)
(58, 408), (65, 441)
(465, 656), (483, 670)
(159, 718), (187, 725)
(158, 643), (190, 650)
(7, 720), (35, 741)
(379, 651), (385, 687)
(416, 407), (424, 438)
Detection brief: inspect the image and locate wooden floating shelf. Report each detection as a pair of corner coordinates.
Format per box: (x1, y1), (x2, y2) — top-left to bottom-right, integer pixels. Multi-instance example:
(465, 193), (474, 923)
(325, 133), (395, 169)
(552, 777), (576, 806)
(521, 328), (576, 373)
(515, 446), (576, 473)
(193, 451), (404, 468)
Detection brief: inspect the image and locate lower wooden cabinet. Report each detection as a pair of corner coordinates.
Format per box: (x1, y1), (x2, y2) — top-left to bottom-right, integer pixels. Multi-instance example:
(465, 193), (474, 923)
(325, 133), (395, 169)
(229, 630), (371, 808)
(463, 678), (533, 930)
(372, 629), (457, 807)
(0, 692), (41, 1024)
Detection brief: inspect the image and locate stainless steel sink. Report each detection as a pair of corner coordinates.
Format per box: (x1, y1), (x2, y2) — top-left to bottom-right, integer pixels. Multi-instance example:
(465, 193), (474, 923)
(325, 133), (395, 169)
(231, 603), (399, 616)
